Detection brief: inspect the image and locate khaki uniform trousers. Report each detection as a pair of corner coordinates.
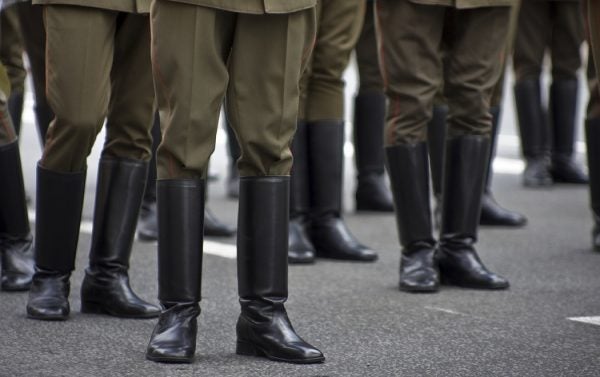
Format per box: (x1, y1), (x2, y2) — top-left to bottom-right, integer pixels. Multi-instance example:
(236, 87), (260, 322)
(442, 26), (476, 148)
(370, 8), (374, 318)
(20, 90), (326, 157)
(355, 0), (383, 94)
(376, 0), (510, 145)
(513, 0), (584, 82)
(0, 6), (26, 95)
(151, 0), (315, 179)
(0, 64), (16, 146)
(298, 0), (364, 121)
(41, 5), (154, 172)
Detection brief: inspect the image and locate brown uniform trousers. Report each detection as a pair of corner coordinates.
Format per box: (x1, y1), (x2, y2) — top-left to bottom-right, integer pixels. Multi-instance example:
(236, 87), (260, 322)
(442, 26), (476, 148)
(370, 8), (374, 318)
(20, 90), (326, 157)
(355, 1), (382, 94)
(38, 5), (154, 172)
(0, 6), (26, 95)
(513, 0), (584, 82)
(376, 0), (510, 145)
(0, 64), (16, 146)
(151, 1), (315, 179)
(299, 0), (365, 121)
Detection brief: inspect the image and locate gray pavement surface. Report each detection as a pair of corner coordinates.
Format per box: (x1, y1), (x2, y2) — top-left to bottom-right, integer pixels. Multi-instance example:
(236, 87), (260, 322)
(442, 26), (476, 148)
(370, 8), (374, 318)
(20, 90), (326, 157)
(1, 64), (599, 376)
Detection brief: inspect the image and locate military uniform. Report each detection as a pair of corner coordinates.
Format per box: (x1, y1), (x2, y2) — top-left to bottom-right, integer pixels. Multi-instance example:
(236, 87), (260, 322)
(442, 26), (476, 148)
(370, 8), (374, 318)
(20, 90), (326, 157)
(0, 5), (26, 133)
(427, 0), (527, 228)
(378, 0), (511, 292)
(145, 0), (324, 364)
(26, 0), (159, 322)
(0, 62), (35, 292)
(351, 0), (395, 214)
(289, 0), (377, 264)
(513, 0), (587, 186)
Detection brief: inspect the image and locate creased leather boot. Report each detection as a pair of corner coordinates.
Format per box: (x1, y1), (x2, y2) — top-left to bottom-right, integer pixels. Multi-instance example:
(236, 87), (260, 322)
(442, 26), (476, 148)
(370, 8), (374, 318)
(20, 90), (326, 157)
(236, 177), (324, 364)
(81, 157), (159, 318)
(146, 179), (204, 363)
(353, 91), (394, 212)
(438, 136), (509, 290)
(0, 141), (34, 291)
(289, 121), (315, 264)
(586, 119), (600, 251)
(386, 143), (439, 292)
(549, 80), (588, 184)
(27, 164), (86, 320)
(307, 120), (377, 261)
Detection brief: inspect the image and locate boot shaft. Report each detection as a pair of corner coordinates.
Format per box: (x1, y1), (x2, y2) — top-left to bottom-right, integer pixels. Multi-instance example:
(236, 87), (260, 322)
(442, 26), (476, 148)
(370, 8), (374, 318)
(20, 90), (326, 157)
(290, 121), (310, 218)
(550, 79), (579, 157)
(586, 119), (600, 216)
(88, 157), (149, 272)
(0, 141), (30, 238)
(353, 91), (386, 177)
(237, 176), (289, 306)
(157, 179), (204, 304)
(35, 164), (86, 273)
(514, 79), (549, 158)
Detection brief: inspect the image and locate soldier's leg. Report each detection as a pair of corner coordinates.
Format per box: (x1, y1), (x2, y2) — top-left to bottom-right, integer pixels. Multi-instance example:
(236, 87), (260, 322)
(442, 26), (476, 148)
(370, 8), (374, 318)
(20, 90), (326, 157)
(0, 81), (34, 291)
(16, 2), (53, 145)
(548, 1), (587, 183)
(304, 0), (378, 262)
(0, 6), (26, 134)
(226, 8), (324, 364)
(27, 6), (115, 321)
(353, 0), (394, 213)
(376, 0), (443, 292)
(146, 0), (232, 363)
(513, 0), (553, 187)
(78, 13), (159, 319)
(439, 6), (510, 290)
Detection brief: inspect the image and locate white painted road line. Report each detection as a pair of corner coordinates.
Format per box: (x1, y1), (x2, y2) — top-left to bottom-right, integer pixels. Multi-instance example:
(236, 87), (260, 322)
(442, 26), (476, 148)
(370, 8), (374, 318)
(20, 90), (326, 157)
(567, 316), (600, 326)
(27, 210), (238, 259)
(424, 306), (465, 316)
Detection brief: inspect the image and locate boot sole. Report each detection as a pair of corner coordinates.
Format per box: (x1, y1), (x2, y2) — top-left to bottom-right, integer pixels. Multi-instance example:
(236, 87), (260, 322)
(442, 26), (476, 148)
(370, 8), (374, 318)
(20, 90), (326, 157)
(137, 232), (158, 242)
(399, 285), (439, 293)
(81, 301), (159, 319)
(236, 340), (325, 364)
(146, 353), (194, 364)
(27, 312), (68, 321)
(440, 277), (509, 290)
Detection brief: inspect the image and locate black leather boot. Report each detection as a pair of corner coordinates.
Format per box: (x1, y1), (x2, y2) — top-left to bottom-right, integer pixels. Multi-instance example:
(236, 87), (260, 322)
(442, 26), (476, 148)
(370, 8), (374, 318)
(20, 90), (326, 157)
(353, 91), (394, 212)
(81, 157), (159, 318)
(386, 143), (439, 292)
(549, 80), (588, 184)
(438, 136), (509, 290)
(27, 165), (86, 320)
(480, 107), (527, 227)
(427, 105), (448, 230)
(586, 119), (600, 251)
(514, 79), (552, 187)
(307, 120), (377, 261)
(289, 121), (315, 264)
(0, 141), (34, 291)
(146, 179), (204, 363)
(236, 177), (324, 364)
(8, 91), (24, 136)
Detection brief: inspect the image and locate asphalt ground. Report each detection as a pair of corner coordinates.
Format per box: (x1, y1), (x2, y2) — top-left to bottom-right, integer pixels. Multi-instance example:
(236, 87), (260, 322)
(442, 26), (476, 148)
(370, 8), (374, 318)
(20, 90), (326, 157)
(1, 64), (598, 376)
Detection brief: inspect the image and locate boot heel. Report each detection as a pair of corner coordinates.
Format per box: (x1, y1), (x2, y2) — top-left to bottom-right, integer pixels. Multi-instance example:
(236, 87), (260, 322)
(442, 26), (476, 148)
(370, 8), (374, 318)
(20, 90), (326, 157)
(236, 340), (263, 357)
(81, 301), (107, 314)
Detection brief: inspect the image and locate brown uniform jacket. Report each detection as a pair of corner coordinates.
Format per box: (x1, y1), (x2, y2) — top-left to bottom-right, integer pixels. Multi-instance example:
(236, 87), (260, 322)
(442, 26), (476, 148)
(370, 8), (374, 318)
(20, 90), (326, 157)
(410, 0), (513, 8)
(165, 0), (316, 14)
(32, 0), (151, 13)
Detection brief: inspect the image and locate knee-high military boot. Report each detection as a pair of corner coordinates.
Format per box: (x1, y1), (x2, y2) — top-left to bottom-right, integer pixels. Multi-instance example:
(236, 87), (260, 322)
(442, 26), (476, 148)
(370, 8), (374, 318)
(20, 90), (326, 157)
(438, 135), (509, 289)
(0, 141), (34, 291)
(235, 177), (324, 364)
(289, 121), (315, 264)
(307, 120), (377, 261)
(480, 107), (528, 226)
(146, 179), (204, 363)
(80, 157), (159, 318)
(427, 105), (448, 230)
(386, 143), (439, 292)
(586, 119), (600, 250)
(549, 79), (588, 184)
(26, 165), (86, 320)
(514, 79), (552, 187)
(353, 91), (394, 212)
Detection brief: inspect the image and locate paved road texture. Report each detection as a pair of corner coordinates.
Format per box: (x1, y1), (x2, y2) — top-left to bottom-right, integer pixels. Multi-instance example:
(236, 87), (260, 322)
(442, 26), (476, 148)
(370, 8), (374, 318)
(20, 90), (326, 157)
(2, 70), (599, 376)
